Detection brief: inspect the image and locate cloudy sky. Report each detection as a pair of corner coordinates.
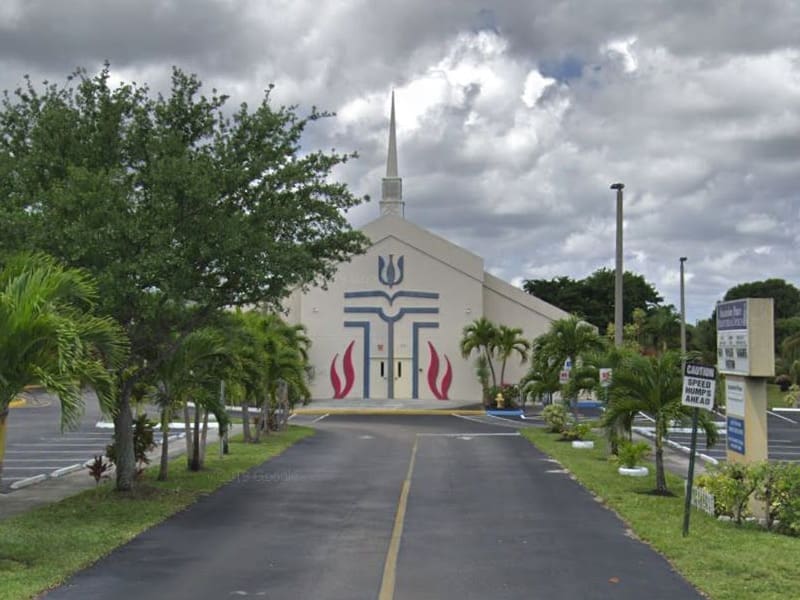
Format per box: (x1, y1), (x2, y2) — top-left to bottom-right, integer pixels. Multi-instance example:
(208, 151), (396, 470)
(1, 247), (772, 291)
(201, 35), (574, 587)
(2, 0), (798, 322)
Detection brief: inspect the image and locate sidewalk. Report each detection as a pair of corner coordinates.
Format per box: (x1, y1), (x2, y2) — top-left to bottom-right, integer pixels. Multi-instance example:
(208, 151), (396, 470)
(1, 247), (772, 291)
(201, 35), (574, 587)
(0, 424), (242, 521)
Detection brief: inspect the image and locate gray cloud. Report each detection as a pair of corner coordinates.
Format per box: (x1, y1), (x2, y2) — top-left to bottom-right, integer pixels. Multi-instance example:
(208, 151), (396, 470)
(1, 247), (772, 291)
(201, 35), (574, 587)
(1, 0), (798, 322)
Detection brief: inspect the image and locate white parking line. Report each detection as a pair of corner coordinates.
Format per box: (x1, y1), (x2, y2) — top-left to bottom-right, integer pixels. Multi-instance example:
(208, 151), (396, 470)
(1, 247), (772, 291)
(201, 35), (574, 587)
(4, 458), (90, 462)
(5, 450), (101, 454)
(310, 414), (329, 424)
(3, 466), (63, 470)
(769, 411), (797, 424)
(12, 443), (108, 447)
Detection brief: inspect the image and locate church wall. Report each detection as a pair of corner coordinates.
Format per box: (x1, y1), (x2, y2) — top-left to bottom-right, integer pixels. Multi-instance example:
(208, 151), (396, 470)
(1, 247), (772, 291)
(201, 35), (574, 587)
(482, 276), (570, 385)
(294, 233), (486, 402)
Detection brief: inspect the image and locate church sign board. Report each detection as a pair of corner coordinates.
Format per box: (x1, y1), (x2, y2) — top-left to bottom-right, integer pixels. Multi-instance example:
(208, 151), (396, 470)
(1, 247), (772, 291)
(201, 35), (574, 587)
(716, 298), (775, 377)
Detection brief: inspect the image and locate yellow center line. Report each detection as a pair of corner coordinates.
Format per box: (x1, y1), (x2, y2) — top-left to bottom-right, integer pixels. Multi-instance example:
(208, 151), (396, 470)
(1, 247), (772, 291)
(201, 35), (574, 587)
(378, 435), (419, 600)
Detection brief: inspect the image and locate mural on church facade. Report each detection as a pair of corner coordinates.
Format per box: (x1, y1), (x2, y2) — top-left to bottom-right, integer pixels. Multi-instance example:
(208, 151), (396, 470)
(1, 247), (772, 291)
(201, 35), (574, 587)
(329, 254), (452, 400)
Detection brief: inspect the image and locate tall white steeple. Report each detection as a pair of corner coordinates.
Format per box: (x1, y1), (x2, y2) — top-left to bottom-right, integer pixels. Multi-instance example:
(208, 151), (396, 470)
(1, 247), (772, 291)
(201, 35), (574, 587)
(380, 91), (404, 217)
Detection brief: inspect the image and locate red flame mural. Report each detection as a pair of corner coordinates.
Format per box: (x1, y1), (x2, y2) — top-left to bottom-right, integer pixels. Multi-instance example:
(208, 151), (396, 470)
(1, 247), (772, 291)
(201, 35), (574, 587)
(330, 340), (356, 399)
(427, 341), (453, 400)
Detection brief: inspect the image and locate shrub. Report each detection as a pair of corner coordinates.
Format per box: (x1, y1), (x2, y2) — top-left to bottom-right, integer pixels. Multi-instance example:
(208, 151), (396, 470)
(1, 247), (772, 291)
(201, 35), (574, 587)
(560, 420), (591, 441)
(107, 413), (157, 479)
(87, 455), (111, 485)
(775, 374), (792, 392)
(617, 440), (650, 468)
(701, 462), (758, 524)
(542, 404), (569, 433)
(770, 462), (800, 535)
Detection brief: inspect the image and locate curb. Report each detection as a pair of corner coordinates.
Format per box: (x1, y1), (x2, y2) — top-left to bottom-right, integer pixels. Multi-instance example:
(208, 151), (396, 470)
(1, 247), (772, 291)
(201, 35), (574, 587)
(9, 398), (27, 409)
(633, 427), (719, 465)
(51, 464), (85, 478)
(10, 474), (48, 490)
(292, 408), (486, 416)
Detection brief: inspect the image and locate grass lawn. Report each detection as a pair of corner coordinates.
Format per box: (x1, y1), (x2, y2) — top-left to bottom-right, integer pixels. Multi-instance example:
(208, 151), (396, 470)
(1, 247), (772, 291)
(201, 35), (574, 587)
(521, 428), (800, 600)
(0, 426), (314, 600)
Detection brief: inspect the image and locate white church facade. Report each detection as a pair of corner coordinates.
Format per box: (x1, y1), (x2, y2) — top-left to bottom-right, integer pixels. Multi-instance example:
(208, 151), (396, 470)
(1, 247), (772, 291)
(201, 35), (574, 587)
(285, 95), (569, 402)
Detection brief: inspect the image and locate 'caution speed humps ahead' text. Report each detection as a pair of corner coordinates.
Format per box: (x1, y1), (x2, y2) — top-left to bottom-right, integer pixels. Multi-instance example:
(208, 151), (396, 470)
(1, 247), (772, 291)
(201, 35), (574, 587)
(681, 364), (717, 410)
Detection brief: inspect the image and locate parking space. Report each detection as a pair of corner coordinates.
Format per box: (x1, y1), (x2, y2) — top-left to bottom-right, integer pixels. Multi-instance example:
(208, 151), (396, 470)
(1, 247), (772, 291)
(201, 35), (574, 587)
(1, 390), (181, 493)
(657, 412), (800, 463)
(2, 391), (113, 492)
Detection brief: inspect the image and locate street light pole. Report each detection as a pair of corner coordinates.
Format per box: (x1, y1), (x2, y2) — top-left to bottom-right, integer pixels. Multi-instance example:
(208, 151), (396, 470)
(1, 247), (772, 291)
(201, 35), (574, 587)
(680, 257), (687, 359)
(610, 183), (625, 347)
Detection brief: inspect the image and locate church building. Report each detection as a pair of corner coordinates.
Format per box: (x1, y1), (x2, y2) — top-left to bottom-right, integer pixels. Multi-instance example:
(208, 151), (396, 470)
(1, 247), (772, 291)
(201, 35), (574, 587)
(285, 95), (569, 402)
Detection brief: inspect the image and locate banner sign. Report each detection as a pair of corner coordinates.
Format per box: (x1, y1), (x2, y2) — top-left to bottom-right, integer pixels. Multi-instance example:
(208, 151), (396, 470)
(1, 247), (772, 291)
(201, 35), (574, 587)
(727, 416), (745, 454)
(717, 300), (749, 375)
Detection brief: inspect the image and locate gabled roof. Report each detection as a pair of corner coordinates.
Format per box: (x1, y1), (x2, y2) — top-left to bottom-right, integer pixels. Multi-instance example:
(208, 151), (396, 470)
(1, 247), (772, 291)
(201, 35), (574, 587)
(361, 214), (484, 282)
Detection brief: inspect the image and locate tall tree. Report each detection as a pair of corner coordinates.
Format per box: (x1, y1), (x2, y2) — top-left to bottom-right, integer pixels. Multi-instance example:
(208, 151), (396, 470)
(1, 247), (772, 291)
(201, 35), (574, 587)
(524, 269), (662, 330)
(723, 279), (800, 320)
(0, 66), (368, 490)
(0, 254), (127, 485)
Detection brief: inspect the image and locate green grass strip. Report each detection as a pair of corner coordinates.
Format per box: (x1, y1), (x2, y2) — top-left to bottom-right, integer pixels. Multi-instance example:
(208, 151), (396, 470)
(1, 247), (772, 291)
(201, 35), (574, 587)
(520, 428), (800, 600)
(0, 426), (314, 600)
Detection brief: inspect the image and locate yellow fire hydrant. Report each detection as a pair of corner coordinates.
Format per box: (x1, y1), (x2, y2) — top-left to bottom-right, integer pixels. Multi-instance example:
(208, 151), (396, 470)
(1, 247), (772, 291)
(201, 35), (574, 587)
(495, 392), (505, 409)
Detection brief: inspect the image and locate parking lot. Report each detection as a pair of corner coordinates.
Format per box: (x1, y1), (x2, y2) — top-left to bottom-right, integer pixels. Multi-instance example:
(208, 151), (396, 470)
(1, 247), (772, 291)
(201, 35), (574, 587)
(1, 390), (115, 492)
(640, 410), (800, 463)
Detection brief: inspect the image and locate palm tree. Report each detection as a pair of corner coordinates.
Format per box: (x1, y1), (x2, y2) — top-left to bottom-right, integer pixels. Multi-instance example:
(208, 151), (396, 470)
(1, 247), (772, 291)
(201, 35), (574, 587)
(603, 350), (718, 494)
(460, 318), (500, 390)
(152, 328), (229, 480)
(534, 316), (605, 409)
(521, 351), (560, 406)
(0, 254), (127, 485)
(494, 325), (531, 385)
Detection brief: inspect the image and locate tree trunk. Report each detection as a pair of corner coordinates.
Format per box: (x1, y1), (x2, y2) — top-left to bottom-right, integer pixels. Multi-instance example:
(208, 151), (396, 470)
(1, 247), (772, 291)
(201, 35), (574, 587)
(484, 348), (497, 388)
(190, 402), (201, 471)
(114, 385), (137, 492)
(157, 409), (169, 481)
(655, 435), (667, 494)
(183, 403), (193, 469)
(199, 408), (208, 467)
(262, 399), (270, 435)
(253, 400), (262, 443)
(0, 409), (9, 486)
(242, 401), (252, 442)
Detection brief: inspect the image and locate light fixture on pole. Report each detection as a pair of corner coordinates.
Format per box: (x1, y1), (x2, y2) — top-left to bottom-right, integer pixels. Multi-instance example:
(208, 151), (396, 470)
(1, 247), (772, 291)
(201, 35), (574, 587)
(610, 183), (625, 347)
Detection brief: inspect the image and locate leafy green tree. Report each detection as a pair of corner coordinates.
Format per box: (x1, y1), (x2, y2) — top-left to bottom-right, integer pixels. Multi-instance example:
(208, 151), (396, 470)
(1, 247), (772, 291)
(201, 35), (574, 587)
(0, 66), (367, 490)
(603, 351), (718, 494)
(643, 305), (681, 354)
(494, 325), (531, 385)
(0, 253), (127, 484)
(688, 318), (717, 365)
(524, 269), (662, 330)
(723, 279), (800, 320)
(460, 318), (500, 390)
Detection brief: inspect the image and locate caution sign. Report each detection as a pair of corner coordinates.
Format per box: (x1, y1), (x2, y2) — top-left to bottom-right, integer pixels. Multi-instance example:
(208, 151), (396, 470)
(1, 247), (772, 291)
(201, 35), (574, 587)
(682, 363), (717, 410)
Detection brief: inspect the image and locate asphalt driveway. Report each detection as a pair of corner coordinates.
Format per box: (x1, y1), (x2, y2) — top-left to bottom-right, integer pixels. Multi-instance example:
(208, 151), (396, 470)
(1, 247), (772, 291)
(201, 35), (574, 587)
(46, 415), (702, 599)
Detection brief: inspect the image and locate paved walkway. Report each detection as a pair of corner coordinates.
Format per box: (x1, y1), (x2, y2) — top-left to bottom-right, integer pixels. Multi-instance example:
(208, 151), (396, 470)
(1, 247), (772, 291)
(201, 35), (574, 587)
(46, 415), (702, 600)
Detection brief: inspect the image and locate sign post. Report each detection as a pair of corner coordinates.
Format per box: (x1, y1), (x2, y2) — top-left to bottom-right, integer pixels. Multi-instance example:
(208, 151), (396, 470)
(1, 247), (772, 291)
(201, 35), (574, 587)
(599, 368), (612, 403)
(681, 363), (717, 537)
(716, 298), (774, 517)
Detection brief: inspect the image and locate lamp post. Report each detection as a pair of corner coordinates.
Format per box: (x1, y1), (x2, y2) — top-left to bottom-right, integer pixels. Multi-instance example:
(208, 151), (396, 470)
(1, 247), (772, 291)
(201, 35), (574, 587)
(610, 183), (625, 347)
(680, 257), (687, 359)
